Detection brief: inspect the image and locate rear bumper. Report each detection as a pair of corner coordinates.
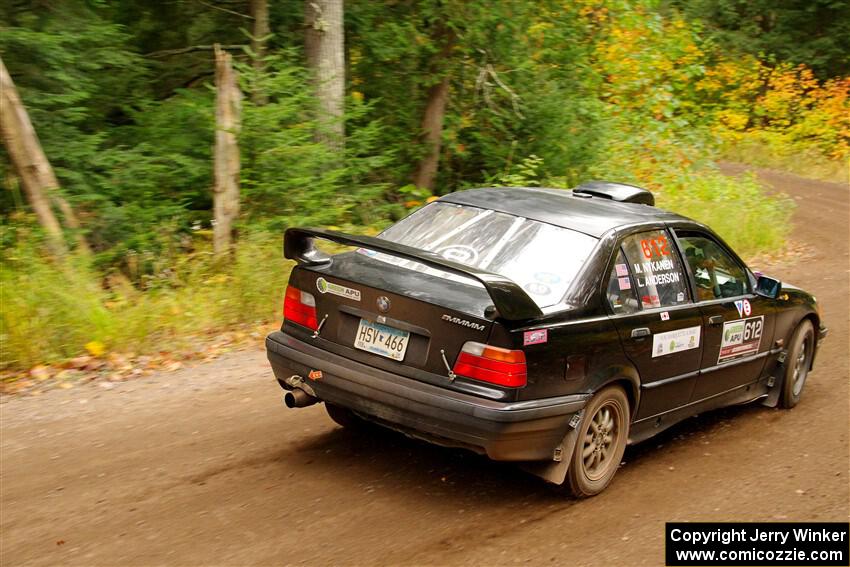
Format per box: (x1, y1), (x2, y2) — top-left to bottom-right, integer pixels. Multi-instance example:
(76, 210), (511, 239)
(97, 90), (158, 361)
(265, 331), (588, 461)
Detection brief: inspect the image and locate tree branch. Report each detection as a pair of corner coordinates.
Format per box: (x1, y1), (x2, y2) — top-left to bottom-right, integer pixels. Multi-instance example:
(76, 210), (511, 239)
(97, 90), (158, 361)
(146, 44), (245, 58)
(194, 0), (253, 19)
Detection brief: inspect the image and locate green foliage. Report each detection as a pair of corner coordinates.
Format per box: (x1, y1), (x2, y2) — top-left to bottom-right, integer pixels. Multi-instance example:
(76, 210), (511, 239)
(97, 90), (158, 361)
(237, 52), (393, 228)
(1, 226), (290, 370)
(671, 0), (850, 79)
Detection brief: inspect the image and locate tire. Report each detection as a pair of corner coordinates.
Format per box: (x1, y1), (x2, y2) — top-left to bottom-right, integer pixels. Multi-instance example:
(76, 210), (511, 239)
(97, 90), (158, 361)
(779, 320), (815, 409)
(325, 403), (364, 428)
(566, 385), (630, 498)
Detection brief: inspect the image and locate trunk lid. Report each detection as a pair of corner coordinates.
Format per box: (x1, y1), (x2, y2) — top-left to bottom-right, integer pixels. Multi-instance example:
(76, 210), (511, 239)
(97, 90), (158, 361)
(290, 252), (495, 377)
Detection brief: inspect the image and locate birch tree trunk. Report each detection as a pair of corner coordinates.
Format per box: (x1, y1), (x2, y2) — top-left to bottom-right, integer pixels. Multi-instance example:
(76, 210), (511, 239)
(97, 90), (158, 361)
(0, 55), (89, 256)
(251, 0), (270, 105)
(213, 44), (242, 255)
(305, 0), (345, 152)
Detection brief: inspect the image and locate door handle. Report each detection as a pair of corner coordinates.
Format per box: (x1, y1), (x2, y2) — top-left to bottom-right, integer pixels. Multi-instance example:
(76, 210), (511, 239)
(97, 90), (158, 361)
(631, 327), (651, 339)
(709, 315), (724, 326)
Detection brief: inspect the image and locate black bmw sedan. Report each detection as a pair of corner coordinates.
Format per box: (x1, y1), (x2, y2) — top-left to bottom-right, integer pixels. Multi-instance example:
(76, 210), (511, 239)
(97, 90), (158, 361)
(265, 181), (827, 496)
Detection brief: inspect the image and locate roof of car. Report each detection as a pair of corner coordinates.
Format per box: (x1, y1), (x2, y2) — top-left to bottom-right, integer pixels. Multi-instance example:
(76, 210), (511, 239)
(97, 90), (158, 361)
(439, 186), (691, 238)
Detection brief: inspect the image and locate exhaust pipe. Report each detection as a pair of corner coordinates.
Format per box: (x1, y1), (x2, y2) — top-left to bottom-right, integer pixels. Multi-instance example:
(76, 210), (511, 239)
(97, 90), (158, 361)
(284, 388), (319, 408)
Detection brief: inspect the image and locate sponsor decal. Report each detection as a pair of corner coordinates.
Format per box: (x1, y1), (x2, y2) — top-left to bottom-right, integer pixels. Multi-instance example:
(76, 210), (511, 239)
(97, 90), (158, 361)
(734, 299), (744, 318)
(308, 369), (323, 381)
(743, 298), (752, 316)
(523, 329), (548, 346)
(316, 277), (361, 301)
(718, 315), (764, 363)
(660, 311), (670, 321)
(652, 326), (701, 358)
(441, 314), (486, 331)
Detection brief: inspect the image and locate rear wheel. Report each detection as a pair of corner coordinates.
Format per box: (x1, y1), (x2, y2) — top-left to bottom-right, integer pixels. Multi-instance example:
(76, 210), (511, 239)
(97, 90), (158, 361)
(779, 320), (815, 409)
(566, 385), (630, 498)
(325, 403), (364, 428)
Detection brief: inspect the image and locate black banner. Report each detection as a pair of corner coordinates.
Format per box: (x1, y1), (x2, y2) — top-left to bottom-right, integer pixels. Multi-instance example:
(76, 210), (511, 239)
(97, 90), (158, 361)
(666, 522), (849, 566)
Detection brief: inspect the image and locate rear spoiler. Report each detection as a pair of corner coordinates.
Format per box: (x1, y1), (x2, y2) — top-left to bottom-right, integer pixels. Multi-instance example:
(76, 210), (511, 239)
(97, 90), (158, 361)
(284, 227), (543, 321)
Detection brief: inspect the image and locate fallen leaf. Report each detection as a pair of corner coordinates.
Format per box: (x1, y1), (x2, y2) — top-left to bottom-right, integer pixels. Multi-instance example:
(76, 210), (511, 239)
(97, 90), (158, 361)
(85, 341), (106, 357)
(30, 365), (51, 381)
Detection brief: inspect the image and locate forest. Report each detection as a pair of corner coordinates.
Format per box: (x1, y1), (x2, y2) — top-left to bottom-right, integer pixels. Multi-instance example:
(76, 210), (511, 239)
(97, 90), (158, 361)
(1, 0), (848, 378)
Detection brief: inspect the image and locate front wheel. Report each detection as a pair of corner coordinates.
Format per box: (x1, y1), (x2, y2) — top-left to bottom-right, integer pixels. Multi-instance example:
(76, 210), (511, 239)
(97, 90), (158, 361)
(566, 385), (630, 497)
(779, 320), (815, 409)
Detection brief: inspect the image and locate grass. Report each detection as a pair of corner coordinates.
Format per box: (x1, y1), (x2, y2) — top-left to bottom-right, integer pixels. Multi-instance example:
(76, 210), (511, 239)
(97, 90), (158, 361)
(1, 231), (292, 371)
(719, 137), (848, 185)
(657, 169), (794, 259)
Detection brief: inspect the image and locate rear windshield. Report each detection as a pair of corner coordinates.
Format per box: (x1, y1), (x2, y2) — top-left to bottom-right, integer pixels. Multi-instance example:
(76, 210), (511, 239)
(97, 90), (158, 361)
(363, 202), (598, 308)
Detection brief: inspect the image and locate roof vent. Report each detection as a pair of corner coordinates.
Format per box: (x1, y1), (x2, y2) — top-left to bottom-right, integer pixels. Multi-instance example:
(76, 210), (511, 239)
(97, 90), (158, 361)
(572, 181), (655, 206)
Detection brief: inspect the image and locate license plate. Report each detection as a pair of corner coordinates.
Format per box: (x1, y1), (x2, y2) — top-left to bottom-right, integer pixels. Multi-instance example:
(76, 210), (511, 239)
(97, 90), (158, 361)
(354, 319), (410, 361)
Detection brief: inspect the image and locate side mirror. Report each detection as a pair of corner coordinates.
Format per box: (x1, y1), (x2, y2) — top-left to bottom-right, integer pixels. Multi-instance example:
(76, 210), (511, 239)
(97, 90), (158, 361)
(755, 275), (782, 299)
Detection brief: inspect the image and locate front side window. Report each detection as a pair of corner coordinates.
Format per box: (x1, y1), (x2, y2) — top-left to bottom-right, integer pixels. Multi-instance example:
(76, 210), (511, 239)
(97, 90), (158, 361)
(621, 230), (690, 309)
(369, 202), (599, 308)
(676, 232), (748, 300)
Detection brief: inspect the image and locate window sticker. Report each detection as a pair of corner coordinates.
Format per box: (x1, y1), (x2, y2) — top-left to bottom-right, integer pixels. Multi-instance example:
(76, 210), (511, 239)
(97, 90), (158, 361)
(607, 250), (639, 315)
(718, 316), (763, 363)
(436, 244), (479, 264)
(622, 231), (689, 309)
(524, 282), (552, 296)
(533, 272), (561, 284)
(652, 326), (701, 358)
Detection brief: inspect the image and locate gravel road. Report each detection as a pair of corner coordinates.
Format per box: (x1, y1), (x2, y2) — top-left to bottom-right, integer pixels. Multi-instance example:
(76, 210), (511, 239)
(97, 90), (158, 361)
(2, 166), (847, 566)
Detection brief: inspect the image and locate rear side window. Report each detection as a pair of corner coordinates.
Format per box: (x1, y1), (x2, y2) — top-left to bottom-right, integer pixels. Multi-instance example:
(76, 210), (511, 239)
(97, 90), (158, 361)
(676, 232), (748, 300)
(621, 230), (690, 309)
(606, 250), (640, 314)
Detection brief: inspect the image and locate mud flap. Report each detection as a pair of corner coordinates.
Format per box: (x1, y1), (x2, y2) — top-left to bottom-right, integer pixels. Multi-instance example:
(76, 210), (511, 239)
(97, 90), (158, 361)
(519, 411), (582, 485)
(762, 350), (787, 408)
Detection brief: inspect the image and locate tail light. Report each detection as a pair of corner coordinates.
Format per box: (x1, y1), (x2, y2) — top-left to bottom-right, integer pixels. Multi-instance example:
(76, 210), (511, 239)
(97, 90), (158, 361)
(452, 342), (527, 387)
(283, 285), (318, 330)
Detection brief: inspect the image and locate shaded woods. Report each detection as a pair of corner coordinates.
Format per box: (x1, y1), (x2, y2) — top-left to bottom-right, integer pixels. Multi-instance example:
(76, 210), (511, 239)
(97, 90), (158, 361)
(1, 0), (847, 375)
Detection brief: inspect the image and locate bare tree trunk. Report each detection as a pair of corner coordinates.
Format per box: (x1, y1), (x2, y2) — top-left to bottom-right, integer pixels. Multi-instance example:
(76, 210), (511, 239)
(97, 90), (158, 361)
(411, 76), (450, 191)
(213, 44), (242, 255)
(411, 27), (455, 192)
(305, 0), (345, 152)
(0, 55), (89, 256)
(251, 0), (270, 105)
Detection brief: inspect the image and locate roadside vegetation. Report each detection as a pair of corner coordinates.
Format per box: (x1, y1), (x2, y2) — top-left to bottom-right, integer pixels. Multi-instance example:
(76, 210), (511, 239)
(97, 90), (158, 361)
(1, 0), (847, 378)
